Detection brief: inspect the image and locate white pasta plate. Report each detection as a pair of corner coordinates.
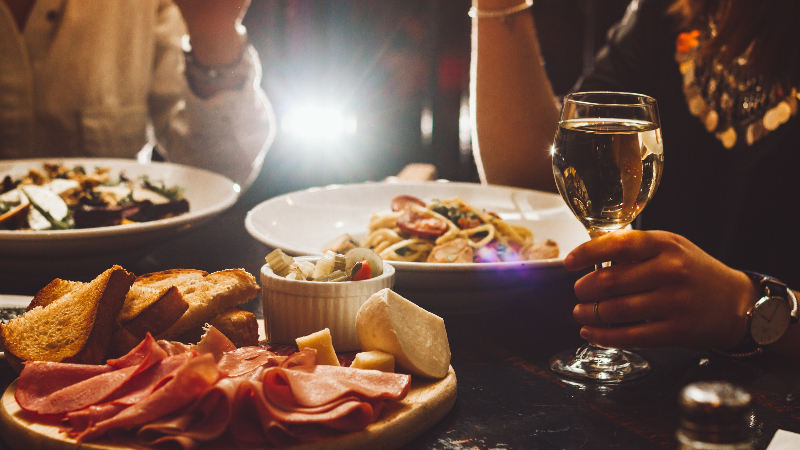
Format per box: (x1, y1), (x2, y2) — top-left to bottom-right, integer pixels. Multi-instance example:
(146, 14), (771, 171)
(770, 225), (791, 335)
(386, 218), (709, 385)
(0, 158), (239, 283)
(245, 181), (590, 314)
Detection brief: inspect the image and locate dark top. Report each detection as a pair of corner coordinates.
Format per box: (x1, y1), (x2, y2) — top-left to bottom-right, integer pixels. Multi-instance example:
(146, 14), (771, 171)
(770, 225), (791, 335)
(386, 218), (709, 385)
(576, 0), (800, 287)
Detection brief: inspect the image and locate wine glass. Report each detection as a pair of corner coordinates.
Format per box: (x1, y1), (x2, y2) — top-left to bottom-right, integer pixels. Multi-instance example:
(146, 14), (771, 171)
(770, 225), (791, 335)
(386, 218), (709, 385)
(549, 91), (664, 383)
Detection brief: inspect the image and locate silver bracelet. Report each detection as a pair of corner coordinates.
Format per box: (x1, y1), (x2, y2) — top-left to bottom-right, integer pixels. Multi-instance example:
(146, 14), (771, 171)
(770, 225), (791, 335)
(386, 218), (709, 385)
(468, 0), (533, 19)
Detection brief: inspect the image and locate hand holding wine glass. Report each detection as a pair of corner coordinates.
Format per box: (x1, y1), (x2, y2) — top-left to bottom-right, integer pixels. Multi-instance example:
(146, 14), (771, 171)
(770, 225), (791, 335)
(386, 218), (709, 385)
(549, 91), (664, 382)
(564, 229), (758, 352)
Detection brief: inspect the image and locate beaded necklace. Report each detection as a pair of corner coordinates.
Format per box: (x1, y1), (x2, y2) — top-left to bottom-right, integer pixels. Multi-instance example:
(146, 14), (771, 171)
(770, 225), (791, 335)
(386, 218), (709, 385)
(675, 25), (798, 149)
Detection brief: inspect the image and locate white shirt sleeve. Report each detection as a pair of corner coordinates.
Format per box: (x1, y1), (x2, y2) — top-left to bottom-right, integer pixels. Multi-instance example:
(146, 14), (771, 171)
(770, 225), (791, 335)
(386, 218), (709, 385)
(146, 0), (276, 192)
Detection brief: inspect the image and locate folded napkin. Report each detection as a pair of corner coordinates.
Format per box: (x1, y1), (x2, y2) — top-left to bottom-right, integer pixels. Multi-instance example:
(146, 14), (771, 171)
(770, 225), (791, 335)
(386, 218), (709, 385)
(767, 430), (800, 450)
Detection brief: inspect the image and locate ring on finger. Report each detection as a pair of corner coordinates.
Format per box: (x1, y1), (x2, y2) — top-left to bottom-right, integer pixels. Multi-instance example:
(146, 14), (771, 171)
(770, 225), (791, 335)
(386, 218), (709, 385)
(594, 301), (608, 326)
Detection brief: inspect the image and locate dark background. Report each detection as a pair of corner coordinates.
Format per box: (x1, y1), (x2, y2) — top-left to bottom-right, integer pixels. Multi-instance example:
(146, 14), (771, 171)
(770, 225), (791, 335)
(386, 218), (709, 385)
(239, 0), (632, 209)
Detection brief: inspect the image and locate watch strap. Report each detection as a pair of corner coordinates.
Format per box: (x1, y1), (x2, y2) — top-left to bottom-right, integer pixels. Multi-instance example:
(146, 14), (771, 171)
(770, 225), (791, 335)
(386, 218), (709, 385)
(183, 34), (252, 99)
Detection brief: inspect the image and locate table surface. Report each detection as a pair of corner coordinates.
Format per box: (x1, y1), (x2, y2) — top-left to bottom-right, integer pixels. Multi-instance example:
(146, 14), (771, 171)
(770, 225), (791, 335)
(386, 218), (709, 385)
(2, 194), (799, 450)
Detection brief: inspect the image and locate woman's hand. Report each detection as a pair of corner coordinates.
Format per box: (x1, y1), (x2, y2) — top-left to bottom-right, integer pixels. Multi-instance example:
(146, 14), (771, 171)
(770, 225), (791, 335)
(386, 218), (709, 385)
(565, 229), (757, 350)
(173, 0), (251, 66)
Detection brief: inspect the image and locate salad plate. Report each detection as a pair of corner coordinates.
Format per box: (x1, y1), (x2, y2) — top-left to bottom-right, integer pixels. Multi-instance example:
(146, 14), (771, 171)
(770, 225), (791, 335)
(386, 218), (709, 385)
(0, 158), (238, 282)
(245, 181), (589, 314)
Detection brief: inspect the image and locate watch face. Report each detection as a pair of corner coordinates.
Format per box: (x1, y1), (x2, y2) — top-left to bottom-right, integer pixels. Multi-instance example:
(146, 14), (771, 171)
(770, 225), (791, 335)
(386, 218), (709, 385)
(751, 296), (792, 345)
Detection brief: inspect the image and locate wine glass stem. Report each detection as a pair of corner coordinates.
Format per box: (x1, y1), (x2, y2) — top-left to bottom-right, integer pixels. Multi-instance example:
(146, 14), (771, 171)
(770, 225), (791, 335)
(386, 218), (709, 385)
(596, 261), (611, 272)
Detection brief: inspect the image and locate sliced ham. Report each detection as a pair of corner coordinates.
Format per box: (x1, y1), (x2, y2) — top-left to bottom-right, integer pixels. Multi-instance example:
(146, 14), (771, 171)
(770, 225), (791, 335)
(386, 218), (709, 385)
(264, 364), (411, 407)
(75, 353), (223, 443)
(66, 352), (194, 432)
(14, 326), (413, 449)
(217, 346), (284, 377)
(136, 377), (239, 450)
(16, 335), (167, 415)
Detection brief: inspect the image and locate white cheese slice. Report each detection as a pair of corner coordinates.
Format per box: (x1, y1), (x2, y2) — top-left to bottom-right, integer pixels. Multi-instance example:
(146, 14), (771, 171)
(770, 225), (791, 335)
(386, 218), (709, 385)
(295, 328), (340, 366)
(350, 350), (395, 373)
(20, 186), (69, 230)
(356, 288), (451, 379)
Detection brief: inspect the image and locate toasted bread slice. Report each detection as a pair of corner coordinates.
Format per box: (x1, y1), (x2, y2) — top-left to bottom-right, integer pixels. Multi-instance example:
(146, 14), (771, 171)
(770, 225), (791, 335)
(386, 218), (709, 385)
(208, 308), (259, 347)
(176, 307), (259, 348)
(110, 269), (260, 355)
(157, 268), (260, 341)
(119, 285), (189, 339)
(0, 265), (135, 372)
(26, 279), (84, 311)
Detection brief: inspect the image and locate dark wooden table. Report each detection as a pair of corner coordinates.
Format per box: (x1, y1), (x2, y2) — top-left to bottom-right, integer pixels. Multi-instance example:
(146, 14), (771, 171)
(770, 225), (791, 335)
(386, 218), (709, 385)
(2, 192), (800, 449)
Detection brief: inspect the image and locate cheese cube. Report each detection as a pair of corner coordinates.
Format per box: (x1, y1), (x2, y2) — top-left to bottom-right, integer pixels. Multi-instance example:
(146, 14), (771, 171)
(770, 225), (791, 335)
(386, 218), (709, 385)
(350, 350), (395, 373)
(295, 328), (340, 366)
(356, 288), (450, 379)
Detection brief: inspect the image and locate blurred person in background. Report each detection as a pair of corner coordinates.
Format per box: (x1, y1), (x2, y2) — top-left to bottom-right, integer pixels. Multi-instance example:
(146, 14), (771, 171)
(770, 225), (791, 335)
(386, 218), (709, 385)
(0, 0), (275, 190)
(470, 0), (800, 356)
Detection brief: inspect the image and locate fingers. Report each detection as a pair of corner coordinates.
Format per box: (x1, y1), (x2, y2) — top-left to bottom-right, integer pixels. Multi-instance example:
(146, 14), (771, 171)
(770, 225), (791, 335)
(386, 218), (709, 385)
(564, 229), (670, 272)
(572, 260), (659, 302)
(570, 235), (692, 302)
(573, 293), (666, 326)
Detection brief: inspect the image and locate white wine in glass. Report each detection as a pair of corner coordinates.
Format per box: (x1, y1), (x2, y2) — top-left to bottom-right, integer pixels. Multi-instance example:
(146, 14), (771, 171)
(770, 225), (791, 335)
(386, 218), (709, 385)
(549, 92), (663, 383)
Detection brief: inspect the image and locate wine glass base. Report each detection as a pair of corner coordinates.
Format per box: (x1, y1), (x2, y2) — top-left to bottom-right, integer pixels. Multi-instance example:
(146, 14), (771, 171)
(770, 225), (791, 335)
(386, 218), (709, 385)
(549, 344), (650, 383)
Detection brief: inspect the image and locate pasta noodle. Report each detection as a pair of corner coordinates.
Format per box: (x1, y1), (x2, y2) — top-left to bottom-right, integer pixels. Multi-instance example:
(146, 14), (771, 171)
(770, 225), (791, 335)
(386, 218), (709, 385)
(329, 196), (560, 264)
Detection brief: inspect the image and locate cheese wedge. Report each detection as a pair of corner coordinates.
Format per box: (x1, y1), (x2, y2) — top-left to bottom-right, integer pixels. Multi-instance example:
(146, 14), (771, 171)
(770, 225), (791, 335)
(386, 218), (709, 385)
(356, 288), (450, 379)
(350, 350), (395, 373)
(296, 328), (340, 366)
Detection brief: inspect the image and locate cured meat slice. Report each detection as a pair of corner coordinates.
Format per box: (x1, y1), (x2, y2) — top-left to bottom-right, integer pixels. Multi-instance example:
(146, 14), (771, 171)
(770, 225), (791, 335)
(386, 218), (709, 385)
(217, 346), (284, 378)
(136, 377), (239, 450)
(263, 364), (411, 408)
(75, 353), (223, 443)
(16, 335), (167, 415)
(66, 352), (194, 432)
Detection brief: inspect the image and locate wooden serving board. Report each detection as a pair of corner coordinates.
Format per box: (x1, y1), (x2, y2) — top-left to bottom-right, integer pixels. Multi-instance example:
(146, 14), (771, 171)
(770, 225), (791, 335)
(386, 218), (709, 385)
(0, 367), (456, 450)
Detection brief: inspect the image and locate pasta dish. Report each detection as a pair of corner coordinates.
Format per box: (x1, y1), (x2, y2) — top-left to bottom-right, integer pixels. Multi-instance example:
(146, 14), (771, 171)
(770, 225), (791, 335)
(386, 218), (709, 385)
(329, 195), (559, 263)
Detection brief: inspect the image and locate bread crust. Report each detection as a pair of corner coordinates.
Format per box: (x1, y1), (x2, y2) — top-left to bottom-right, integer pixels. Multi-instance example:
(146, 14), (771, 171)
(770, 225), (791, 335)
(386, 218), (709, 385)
(27, 279), (84, 311)
(0, 265), (135, 372)
(67, 267), (136, 365)
(120, 286), (188, 339)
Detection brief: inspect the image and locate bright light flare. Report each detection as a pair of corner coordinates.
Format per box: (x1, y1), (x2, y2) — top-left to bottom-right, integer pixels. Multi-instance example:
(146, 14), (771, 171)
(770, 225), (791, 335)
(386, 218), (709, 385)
(281, 105), (357, 141)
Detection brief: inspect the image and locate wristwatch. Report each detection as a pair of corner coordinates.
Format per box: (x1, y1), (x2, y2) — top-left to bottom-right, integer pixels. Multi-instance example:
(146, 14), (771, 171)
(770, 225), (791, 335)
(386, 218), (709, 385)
(719, 271), (799, 357)
(182, 31), (252, 99)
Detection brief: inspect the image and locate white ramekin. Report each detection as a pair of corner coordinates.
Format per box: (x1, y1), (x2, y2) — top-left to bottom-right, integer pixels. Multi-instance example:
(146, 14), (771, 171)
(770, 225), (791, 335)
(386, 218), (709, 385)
(261, 257), (395, 351)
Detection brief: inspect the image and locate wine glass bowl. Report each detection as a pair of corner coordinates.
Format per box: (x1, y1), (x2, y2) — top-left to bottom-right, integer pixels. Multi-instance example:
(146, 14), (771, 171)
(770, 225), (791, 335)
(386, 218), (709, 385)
(549, 91), (663, 382)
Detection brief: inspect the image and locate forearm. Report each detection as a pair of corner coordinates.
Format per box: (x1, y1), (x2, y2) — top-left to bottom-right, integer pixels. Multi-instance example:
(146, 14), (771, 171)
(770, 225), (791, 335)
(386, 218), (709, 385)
(185, 23), (245, 67)
(470, 0), (560, 192)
